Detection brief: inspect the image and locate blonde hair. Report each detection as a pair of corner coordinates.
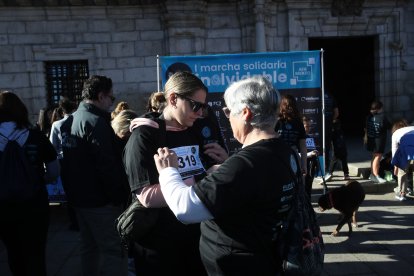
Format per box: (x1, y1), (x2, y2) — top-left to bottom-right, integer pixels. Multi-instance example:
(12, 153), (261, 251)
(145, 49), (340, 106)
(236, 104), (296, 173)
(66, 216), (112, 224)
(164, 71), (207, 98)
(111, 109), (137, 139)
(146, 92), (166, 113)
(111, 101), (130, 120)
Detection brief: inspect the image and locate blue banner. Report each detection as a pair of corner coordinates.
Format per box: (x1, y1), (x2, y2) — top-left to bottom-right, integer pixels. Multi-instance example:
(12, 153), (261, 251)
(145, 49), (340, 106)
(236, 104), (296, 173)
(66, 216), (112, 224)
(160, 51), (321, 92)
(160, 51), (323, 161)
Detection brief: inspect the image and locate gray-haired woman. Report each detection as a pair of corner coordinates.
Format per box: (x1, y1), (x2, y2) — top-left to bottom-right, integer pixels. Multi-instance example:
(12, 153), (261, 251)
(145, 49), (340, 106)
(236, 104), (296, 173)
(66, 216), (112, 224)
(154, 76), (298, 275)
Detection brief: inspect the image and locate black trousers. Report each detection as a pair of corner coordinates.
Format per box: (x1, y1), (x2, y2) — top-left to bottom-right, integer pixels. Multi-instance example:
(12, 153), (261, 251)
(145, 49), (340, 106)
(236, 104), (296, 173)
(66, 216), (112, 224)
(0, 200), (49, 276)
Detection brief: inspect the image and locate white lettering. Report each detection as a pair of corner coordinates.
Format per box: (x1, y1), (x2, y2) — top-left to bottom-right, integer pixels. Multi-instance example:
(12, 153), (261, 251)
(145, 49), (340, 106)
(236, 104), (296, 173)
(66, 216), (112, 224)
(243, 60), (287, 70)
(282, 182), (294, 192)
(200, 63), (240, 72)
(194, 70), (288, 87)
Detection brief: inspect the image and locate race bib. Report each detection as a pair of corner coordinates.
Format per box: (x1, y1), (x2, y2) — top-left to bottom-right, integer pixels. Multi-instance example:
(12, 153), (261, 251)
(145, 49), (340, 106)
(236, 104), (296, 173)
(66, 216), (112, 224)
(171, 145), (206, 178)
(306, 137), (316, 150)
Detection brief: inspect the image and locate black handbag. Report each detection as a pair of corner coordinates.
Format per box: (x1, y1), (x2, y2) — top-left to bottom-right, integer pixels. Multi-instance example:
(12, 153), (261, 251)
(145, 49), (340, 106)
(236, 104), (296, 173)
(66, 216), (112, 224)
(116, 196), (160, 248)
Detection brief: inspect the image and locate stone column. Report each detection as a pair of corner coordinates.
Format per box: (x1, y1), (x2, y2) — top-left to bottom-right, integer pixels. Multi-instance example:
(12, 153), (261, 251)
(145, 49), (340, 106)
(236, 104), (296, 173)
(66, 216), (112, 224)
(254, 0), (266, 52)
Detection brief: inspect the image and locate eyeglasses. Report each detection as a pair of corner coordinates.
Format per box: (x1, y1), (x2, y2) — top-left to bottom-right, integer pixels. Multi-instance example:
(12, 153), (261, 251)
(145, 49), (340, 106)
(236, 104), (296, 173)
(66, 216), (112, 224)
(222, 107), (231, 118)
(176, 94), (208, 113)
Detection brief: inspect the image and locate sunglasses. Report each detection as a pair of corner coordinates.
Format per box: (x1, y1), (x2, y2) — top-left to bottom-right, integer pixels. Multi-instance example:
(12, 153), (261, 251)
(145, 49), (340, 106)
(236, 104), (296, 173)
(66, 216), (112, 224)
(222, 107), (231, 118)
(177, 94), (208, 113)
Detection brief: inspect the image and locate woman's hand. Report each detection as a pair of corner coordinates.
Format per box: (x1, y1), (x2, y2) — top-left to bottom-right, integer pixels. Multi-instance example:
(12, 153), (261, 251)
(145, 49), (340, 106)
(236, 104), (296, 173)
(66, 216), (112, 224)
(154, 147), (178, 172)
(203, 143), (228, 164)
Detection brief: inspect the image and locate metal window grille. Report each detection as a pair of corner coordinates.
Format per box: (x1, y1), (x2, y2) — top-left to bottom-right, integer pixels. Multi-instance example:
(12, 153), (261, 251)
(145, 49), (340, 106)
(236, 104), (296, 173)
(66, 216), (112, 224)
(45, 60), (89, 107)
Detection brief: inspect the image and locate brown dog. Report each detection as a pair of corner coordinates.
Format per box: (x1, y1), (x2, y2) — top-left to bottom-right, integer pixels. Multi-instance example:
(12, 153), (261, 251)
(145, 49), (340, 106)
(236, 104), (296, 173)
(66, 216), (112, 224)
(318, 180), (365, 236)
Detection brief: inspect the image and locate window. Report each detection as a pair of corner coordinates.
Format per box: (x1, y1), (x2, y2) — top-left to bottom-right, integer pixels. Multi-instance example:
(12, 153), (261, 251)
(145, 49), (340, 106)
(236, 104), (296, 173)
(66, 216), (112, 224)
(45, 60), (89, 107)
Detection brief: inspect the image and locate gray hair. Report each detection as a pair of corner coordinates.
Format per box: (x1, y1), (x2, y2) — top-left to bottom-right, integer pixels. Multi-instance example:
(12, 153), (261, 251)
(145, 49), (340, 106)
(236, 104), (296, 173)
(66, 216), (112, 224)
(223, 76), (280, 129)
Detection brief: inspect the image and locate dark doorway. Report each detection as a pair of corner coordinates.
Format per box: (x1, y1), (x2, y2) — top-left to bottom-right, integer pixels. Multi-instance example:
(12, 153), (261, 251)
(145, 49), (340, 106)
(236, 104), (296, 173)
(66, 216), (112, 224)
(309, 36), (376, 137)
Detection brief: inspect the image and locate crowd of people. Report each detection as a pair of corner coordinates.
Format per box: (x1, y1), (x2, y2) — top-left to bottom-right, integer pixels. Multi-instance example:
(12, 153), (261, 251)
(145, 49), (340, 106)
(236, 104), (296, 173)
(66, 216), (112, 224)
(1, 71), (413, 275)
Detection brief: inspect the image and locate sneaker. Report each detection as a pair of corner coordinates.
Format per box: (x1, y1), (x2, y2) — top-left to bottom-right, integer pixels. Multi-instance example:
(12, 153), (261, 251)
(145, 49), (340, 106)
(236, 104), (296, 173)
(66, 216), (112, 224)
(375, 176), (387, 183)
(369, 174), (387, 183)
(395, 194), (407, 201)
(324, 173), (332, 182)
(343, 174), (351, 180)
(406, 188), (413, 196)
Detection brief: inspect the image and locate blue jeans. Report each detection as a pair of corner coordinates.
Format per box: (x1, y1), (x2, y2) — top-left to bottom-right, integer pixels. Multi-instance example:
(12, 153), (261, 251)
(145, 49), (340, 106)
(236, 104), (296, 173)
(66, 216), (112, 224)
(75, 205), (127, 276)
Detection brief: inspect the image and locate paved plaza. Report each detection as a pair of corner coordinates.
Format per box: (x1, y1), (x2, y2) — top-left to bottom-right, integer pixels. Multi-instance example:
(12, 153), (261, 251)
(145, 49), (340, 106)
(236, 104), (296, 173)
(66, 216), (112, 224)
(1, 137), (414, 275)
(316, 179), (414, 275)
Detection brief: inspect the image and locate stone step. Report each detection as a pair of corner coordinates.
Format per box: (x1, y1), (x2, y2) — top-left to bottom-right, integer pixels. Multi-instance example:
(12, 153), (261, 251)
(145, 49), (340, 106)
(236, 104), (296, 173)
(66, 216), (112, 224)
(313, 177), (396, 194)
(348, 162), (371, 179)
(360, 179), (396, 193)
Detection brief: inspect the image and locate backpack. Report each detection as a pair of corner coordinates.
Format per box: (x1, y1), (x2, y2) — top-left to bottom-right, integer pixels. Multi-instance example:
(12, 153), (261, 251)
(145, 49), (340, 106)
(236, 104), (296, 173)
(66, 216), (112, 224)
(274, 153), (325, 276)
(0, 131), (38, 202)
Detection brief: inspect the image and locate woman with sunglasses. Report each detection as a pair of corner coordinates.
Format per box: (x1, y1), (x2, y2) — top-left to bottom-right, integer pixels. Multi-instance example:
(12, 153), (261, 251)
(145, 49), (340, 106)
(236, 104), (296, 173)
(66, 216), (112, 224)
(153, 76), (299, 275)
(123, 71), (227, 275)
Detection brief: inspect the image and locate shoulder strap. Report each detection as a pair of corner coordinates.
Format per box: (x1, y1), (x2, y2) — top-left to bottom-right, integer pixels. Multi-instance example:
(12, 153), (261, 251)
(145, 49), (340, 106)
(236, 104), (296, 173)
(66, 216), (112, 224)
(60, 115), (74, 134)
(137, 112), (167, 149)
(16, 129), (29, 141)
(0, 129), (29, 142)
(152, 117), (167, 148)
(0, 132), (7, 141)
(276, 148), (302, 192)
(273, 148), (304, 225)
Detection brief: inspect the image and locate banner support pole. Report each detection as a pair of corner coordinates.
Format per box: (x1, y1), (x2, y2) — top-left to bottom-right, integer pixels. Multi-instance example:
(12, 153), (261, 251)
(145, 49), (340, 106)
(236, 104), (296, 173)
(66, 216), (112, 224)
(320, 48), (326, 174)
(157, 55), (160, 92)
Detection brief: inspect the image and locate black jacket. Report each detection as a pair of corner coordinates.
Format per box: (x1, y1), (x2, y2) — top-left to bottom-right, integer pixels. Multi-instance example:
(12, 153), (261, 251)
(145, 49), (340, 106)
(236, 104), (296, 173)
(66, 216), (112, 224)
(61, 101), (130, 208)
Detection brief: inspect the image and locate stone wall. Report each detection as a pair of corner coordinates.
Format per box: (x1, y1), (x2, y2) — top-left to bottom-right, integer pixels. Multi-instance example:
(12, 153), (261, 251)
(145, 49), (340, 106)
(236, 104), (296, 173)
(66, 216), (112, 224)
(0, 5), (165, 120)
(0, 0), (412, 123)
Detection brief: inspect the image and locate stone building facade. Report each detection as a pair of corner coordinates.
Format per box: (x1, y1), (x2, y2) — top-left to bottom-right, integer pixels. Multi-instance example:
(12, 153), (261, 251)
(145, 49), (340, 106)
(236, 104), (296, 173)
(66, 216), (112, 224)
(0, 0), (412, 128)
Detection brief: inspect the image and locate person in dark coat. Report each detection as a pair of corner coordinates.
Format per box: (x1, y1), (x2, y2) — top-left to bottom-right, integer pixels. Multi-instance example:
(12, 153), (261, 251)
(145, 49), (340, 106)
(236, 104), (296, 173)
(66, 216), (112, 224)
(60, 75), (130, 276)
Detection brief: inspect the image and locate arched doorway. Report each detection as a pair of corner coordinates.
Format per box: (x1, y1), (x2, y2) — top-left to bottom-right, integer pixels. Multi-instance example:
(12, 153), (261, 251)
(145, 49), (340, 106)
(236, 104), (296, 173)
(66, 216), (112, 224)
(309, 36), (376, 137)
